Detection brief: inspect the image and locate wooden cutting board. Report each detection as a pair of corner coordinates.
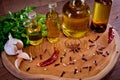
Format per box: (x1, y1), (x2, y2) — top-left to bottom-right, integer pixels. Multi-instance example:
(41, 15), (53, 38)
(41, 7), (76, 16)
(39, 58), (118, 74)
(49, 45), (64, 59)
(1, 25), (120, 80)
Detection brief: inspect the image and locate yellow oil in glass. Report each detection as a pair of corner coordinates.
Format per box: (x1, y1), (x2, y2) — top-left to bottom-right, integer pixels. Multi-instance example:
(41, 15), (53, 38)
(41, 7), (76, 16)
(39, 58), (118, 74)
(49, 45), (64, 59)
(90, 0), (112, 33)
(46, 2), (60, 43)
(62, 0), (90, 38)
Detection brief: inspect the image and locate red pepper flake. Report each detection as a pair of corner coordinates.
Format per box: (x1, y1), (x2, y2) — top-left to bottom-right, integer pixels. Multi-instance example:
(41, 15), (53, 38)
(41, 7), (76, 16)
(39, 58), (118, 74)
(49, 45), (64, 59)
(26, 67), (30, 72)
(88, 39), (94, 43)
(60, 71), (66, 77)
(94, 36), (100, 41)
(54, 63), (60, 67)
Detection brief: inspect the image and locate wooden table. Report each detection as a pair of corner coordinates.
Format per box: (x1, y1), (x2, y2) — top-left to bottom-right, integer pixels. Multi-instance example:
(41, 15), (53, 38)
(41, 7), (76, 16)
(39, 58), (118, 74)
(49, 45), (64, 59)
(0, 0), (120, 80)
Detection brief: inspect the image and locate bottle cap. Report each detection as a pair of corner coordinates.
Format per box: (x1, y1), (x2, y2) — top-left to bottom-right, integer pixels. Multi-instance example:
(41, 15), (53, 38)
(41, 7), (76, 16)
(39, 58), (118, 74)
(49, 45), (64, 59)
(48, 2), (57, 9)
(28, 11), (36, 19)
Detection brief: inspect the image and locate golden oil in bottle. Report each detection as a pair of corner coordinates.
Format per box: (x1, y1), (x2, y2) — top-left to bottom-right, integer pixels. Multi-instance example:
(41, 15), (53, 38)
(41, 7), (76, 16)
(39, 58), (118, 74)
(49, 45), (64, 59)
(62, 0), (90, 38)
(90, 0), (112, 33)
(26, 11), (43, 45)
(46, 2), (60, 43)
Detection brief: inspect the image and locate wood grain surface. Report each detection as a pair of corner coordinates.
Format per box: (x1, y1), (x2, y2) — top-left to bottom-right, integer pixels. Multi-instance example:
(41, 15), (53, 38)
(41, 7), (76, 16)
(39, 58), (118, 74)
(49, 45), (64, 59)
(0, 0), (120, 80)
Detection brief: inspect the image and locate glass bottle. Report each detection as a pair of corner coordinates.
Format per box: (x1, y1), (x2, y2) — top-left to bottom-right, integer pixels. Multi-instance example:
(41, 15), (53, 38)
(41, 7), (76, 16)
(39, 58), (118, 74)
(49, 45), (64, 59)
(62, 0), (90, 38)
(90, 0), (112, 33)
(25, 11), (43, 45)
(46, 2), (60, 43)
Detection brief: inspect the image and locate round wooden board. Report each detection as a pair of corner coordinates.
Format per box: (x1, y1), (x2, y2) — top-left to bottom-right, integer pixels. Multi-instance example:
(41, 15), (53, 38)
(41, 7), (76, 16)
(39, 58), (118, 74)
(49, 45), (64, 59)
(1, 26), (120, 80)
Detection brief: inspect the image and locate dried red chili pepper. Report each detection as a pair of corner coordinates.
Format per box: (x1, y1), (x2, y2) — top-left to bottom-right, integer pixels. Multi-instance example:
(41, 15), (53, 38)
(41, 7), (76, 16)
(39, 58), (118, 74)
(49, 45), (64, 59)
(39, 47), (59, 67)
(108, 27), (114, 44)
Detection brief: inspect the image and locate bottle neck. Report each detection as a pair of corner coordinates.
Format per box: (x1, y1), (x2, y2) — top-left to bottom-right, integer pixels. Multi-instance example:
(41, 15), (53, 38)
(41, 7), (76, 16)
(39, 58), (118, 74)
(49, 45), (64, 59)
(71, 0), (85, 7)
(49, 7), (56, 13)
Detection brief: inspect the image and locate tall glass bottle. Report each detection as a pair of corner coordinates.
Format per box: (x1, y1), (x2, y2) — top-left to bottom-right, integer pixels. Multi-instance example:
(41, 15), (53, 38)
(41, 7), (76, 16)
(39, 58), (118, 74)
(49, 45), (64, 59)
(62, 0), (90, 38)
(90, 0), (112, 33)
(25, 11), (43, 45)
(46, 2), (60, 43)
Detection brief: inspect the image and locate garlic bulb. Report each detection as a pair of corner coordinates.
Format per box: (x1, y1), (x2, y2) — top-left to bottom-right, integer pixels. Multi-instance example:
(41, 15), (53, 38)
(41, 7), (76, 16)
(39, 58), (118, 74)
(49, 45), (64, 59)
(4, 34), (23, 55)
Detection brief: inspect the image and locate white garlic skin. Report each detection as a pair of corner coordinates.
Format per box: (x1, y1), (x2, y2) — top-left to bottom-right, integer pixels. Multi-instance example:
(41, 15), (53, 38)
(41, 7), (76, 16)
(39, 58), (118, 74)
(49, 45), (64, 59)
(4, 34), (23, 55)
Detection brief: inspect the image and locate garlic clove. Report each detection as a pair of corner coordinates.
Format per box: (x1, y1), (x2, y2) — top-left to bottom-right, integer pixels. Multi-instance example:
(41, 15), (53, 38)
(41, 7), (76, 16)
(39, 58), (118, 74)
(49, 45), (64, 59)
(14, 58), (23, 70)
(17, 52), (30, 60)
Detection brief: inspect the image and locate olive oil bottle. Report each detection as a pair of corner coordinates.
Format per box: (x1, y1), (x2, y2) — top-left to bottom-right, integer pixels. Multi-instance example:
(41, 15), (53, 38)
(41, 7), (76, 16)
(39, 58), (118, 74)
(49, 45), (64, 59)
(90, 0), (112, 33)
(62, 0), (90, 38)
(46, 2), (60, 43)
(25, 11), (43, 45)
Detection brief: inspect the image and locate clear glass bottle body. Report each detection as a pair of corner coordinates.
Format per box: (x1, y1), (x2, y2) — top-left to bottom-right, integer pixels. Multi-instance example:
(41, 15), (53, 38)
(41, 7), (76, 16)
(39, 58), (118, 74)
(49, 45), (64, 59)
(90, 0), (112, 33)
(46, 2), (60, 43)
(26, 11), (43, 45)
(62, 0), (90, 38)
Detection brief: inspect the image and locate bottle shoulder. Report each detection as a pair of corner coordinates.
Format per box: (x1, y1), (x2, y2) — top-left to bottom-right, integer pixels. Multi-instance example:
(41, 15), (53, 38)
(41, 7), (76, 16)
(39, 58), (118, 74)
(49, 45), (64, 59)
(63, 1), (90, 18)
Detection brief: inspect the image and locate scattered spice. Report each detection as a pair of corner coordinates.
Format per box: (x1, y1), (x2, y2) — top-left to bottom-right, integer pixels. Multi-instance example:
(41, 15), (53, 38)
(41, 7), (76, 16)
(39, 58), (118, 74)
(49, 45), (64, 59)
(65, 42), (80, 53)
(94, 36), (100, 41)
(116, 16), (118, 19)
(79, 69), (82, 73)
(43, 68), (48, 71)
(98, 47), (106, 51)
(83, 66), (89, 69)
(60, 71), (66, 77)
(89, 44), (95, 48)
(69, 56), (72, 61)
(54, 63), (60, 67)
(88, 39), (94, 43)
(63, 50), (67, 57)
(26, 67), (30, 72)
(102, 54), (106, 57)
(44, 48), (47, 53)
(93, 60), (97, 66)
(60, 57), (63, 63)
(39, 54), (43, 60)
(63, 63), (67, 67)
(116, 51), (119, 54)
(79, 78), (82, 80)
(68, 61), (75, 65)
(96, 51), (103, 55)
(88, 66), (92, 71)
(32, 56), (37, 60)
(82, 66), (92, 71)
(82, 57), (88, 62)
(74, 68), (78, 74)
(106, 51), (109, 55)
(82, 54), (88, 62)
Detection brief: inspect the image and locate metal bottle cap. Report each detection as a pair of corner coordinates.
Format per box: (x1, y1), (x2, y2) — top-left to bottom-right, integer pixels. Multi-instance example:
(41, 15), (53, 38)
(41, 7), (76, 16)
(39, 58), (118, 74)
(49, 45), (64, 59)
(48, 2), (57, 9)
